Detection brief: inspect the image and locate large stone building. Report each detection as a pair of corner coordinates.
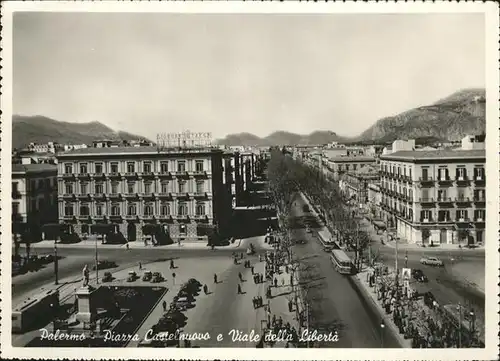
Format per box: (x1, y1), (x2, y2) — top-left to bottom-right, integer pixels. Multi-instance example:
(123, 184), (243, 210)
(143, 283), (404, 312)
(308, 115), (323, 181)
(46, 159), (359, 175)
(12, 164), (59, 240)
(379, 137), (485, 246)
(325, 156), (377, 181)
(339, 164), (380, 209)
(56, 146), (232, 243)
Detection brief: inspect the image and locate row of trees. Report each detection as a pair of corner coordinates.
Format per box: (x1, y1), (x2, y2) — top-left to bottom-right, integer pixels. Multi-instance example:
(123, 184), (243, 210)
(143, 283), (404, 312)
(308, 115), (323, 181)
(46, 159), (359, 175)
(266, 147), (372, 269)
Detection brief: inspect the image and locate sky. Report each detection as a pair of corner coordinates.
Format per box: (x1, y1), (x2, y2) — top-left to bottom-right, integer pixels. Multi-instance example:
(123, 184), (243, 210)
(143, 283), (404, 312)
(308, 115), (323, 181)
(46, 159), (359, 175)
(13, 12), (485, 139)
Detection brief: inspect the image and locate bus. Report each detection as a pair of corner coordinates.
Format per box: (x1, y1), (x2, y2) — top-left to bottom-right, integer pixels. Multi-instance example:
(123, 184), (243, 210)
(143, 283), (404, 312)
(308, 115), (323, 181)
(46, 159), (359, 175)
(330, 249), (354, 275)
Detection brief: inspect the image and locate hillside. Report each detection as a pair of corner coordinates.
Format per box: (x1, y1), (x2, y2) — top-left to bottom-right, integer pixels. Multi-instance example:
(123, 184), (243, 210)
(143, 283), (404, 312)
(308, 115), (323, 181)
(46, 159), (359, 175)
(12, 115), (148, 149)
(359, 88), (486, 142)
(216, 130), (343, 146)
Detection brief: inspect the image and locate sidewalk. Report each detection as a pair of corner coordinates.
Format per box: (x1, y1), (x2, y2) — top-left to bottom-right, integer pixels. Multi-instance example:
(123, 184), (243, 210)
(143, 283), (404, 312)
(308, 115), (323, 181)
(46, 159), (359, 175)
(29, 238), (245, 250)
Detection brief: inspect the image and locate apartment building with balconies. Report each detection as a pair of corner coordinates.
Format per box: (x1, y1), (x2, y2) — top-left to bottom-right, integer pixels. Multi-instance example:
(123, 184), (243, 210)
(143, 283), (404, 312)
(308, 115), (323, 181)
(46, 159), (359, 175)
(326, 155), (377, 181)
(56, 146), (229, 243)
(12, 164), (58, 240)
(379, 147), (485, 246)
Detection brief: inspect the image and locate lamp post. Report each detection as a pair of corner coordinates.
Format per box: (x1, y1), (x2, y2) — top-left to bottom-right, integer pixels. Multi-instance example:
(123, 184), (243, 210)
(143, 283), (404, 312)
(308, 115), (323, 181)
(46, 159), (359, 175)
(457, 303), (462, 348)
(469, 309), (475, 345)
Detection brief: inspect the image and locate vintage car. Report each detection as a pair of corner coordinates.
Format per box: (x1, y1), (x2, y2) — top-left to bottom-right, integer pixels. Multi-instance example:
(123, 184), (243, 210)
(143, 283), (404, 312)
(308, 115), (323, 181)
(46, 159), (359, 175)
(419, 256), (444, 267)
(411, 269), (428, 282)
(142, 270), (153, 281)
(102, 271), (113, 283)
(93, 260), (118, 270)
(127, 271), (138, 282)
(151, 272), (164, 283)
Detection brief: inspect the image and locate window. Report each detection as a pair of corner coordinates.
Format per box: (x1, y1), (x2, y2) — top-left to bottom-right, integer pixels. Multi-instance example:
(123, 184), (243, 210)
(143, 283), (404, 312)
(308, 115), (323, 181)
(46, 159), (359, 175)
(127, 203), (137, 216)
(196, 202), (205, 216)
(80, 182), (88, 194)
(353, 164), (357, 171)
(177, 161), (186, 172)
(195, 160), (204, 172)
(144, 203), (154, 216)
(421, 168), (429, 180)
(178, 202), (187, 216)
(143, 162), (152, 173)
(65, 203), (74, 216)
(160, 202), (170, 216)
(403, 167), (407, 176)
(110, 162), (119, 173)
(178, 181), (186, 193)
(12, 182), (19, 193)
(409, 168), (412, 179)
(127, 162), (135, 173)
(31, 199), (37, 212)
(64, 163), (73, 174)
(474, 209), (485, 221)
(474, 167), (485, 180)
(79, 163), (88, 174)
(179, 224), (187, 235)
(160, 162), (169, 174)
(127, 182), (135, 194)
(144, 182), (152, 194)
(421, 210), (432, 221)
(111, 182), (119, 194)
(80, 203), (90, 216)
(13, 202), (19, 215)
(438, 168), (449, 180)
(95, 163), (103, 174)
(196, 181), (204, 194)
(111, 203), (120, 216)
(421, 189), (429, 200)
(96, 204), (103, 216)
(437, 189), (447, 201)
(474, 189), (485, 201)
(438, 210), (450, 221)
(457, 188), (466, 200)
(65, 182), (74, 194)
(82, 224), (89, 234)
(95, 183), (104, 194)
(456, 167), (467, 179)
(456, 210), (468, 220)
(397, 167), (401, 176)
(161, 182), (169, 193)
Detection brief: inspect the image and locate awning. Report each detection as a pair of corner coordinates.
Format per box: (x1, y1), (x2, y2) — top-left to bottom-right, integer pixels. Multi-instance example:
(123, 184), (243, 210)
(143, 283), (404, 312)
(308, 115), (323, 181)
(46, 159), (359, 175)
(90, 224), (116, 234)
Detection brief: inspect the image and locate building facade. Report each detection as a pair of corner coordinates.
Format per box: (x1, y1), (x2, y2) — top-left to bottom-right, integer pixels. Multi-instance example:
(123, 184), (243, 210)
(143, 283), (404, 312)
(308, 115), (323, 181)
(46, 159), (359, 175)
(379, 148), (485, 245)
(325, 156), (377, 181)
(339, 165), (380, 208)
(56, 146), (230, 243)
(12, 164), (59, 240)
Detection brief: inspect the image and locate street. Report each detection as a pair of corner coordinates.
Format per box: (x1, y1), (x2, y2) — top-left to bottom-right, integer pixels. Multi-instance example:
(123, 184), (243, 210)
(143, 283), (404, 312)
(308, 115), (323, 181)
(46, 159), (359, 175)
(289, 193), (399, 348)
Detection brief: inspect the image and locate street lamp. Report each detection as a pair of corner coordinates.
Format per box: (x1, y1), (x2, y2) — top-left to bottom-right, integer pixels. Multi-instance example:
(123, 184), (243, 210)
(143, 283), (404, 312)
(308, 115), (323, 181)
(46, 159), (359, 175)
(380, 322), (385, 348)
(457, 303), (462, 348)
(469, 309), (475, 345)
(404, 251), (408, 268)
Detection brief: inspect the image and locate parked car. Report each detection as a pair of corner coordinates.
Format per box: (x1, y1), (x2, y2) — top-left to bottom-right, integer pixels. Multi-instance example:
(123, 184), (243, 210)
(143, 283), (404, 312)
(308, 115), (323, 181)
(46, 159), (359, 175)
(102, 271), (113, 283)
(323, 245), (333, 253)
(423, 291), (436, 307)
(420, 256), (444, 267)
(127, 271), (138, 282)
(142, 270), (153, 281)
(411, 269), (428, 282)
(151, 272), (164, 283)
(295, 239), (307, 245)
(93, 260), (118, 270)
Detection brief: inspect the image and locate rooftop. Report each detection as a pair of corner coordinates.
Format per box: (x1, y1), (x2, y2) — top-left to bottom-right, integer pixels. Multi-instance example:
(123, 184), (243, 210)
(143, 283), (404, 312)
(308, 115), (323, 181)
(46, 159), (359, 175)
(381, 149), (485, 161)
(57, 146), (223, 158)
(12, 163), (57, 174)
(328, 156), (376, 163)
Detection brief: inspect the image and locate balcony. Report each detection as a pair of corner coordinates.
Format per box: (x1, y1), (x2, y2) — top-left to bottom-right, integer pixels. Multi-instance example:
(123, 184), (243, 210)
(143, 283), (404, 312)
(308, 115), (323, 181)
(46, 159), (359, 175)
(142, 214), (155, 221)
(402, 175), (413, 183)
(123, 192), (139, 199)
(142, 171), (156, 179)
(77, 193), (91, 200)
(93, 215), (106, 221)
(94, 193), (106, 200)
(77, 215), (90, 221)
(158, 171), (172, 178)
(124, 172), (138, 178)
(177, 192), (190, 200)
(124, 214), (138, 221)
(473, 196), (486, 204)
(62, 193), (76, 200)
(193, 170), (207, 178)
(455, 176), (470, 185)
(437, 197), (453, 205)
(176, 214), (190, 222)
(158, 192), (173, 199)
(194, 192), (207, 199)
(437, 217), (452, 223)
(419, 197), (435, 204)
(437, 177), (453, 186)
(455, 217), (470, 224)
(77, 173), (90, 179)
(455, 196), (471, 205)
(419, 218), (433, 223)
(140, 192), (155, 199)
(108, 172), (121, 179)
(63, 215), (75, 221)
(62, 173), (75, 180)
(109, 214), (122, 221)
(418, 177), (434, 186)
(473, 175), (485, 184)
(12, 191), (22, 199)
(92, 172), (105, 180)
(194, 214), (208, 222)
(108, 193), (122, 199)
(174, 171), (189, 178)
(157, 214), (172, 222)
(474, 217), (485, 223)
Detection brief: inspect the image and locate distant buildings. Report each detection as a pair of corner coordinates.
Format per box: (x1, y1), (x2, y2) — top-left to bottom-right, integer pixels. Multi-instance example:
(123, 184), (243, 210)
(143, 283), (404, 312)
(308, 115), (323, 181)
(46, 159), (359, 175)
(379, 135), (486, 246)
(12, 164), (59, 240)
(56, 146), (232, 244)
(325, 155), (377, 181)
(339, 164), (380, 208)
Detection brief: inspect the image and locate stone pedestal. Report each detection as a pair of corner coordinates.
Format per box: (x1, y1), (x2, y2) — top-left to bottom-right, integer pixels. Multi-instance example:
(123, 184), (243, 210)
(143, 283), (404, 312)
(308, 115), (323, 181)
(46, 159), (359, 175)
(75, 285), (96, 323)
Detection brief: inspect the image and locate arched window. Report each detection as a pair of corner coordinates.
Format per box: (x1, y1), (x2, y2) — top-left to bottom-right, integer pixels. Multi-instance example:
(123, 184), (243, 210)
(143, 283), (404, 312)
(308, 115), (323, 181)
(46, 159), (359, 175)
(160, 202), (170, 215)
(144, 203), (153, 216)
(80, 203), (89, 216)
(178, 202), (187, 216)
(196, 202), (206, 216)
(64, 203), (74, 216)
(111, 203), (120, 216)
(127, 203), (136, 216)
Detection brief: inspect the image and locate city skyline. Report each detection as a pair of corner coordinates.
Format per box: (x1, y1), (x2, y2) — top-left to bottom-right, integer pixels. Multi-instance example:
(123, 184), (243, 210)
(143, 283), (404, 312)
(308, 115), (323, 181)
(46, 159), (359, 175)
(14, 12), (484, 140)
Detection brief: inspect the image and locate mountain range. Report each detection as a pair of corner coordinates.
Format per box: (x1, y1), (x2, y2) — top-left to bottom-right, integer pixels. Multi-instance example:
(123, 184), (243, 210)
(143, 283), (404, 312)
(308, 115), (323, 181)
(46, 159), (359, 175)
(11, 88), (486, 148)
(12, 115), (147, 149)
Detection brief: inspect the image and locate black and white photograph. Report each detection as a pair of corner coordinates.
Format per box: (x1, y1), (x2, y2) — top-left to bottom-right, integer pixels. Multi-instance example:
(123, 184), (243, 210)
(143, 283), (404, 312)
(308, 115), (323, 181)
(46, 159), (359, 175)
(1, 2), (498, 360)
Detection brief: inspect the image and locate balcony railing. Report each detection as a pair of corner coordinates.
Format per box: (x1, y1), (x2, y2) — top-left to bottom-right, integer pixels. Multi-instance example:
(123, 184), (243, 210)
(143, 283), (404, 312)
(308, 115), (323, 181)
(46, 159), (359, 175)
(140, 192), (155, 199)
(437, 176), (453, 185)
(142, 171), (155, 178)
(123, 193), (138, 198)
(63, 193), (75, 199)
(92, 172), (105, 179)
(419, 197), (434, 203)
(158, 214), (172, 221)
(176, 214), (189, 221)
(455, 176), (470, 183)
(194, 192), (207, 198)
(12, 191), (22, 199)
(454, 197), (471, 203)
(63, 215), (75, 220)
(193, 170), (207, 177)
(124, 214), (138, 220)
(437, 217), (452, 223)
(108, 172), (121, 178)
(124, 172), (138, 178)
(174, 171), (189, 177)
(108, 193), (121, 199)
(474, 217), (485, 222)
(473, 175), (485, 183)
(420, 218), (433, 223)
(437, 197), (453, 203)
(94, 193), (106, 199)
(142, 214), (155, 220)
(77, 215), (90, 220)
(455, 217), (470, 223)
(194, 214), (208, 221)
(77, 173), (90, 179)
(93, 215), (105, 220)
(62, 173), (75, 179)
(77, 193), (91, 199)
(158, 192), (173, 198)
(109, 214), (122, 219)
(418, 177), (434, 184)
(12, 213), (23, 222)
(473, 196), (486, 203)
(158, 171), (172, 178)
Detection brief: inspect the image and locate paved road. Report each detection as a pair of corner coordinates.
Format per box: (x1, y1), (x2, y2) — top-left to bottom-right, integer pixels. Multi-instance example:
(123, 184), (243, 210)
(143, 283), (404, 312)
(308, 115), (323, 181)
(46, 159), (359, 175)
(290, 194), (399, 348)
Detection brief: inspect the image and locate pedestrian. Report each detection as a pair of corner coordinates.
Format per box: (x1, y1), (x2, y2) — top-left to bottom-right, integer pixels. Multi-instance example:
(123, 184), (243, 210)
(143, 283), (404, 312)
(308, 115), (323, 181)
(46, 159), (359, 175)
(214, 273), (218, 284)
(252, 297), (257, 309)
(274, 278), (278, 288)
(139, 262), (142, 270)
(203, 284), (208, 295)
(162, 300), (167, 312)
(281, 278), (285, 287)
(251, 266), (254, 274)
(170, 259), (175, 269)
(126, 242), (130, 251)
(238, 272), (243, 282)
(237, 284), (242, 294)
